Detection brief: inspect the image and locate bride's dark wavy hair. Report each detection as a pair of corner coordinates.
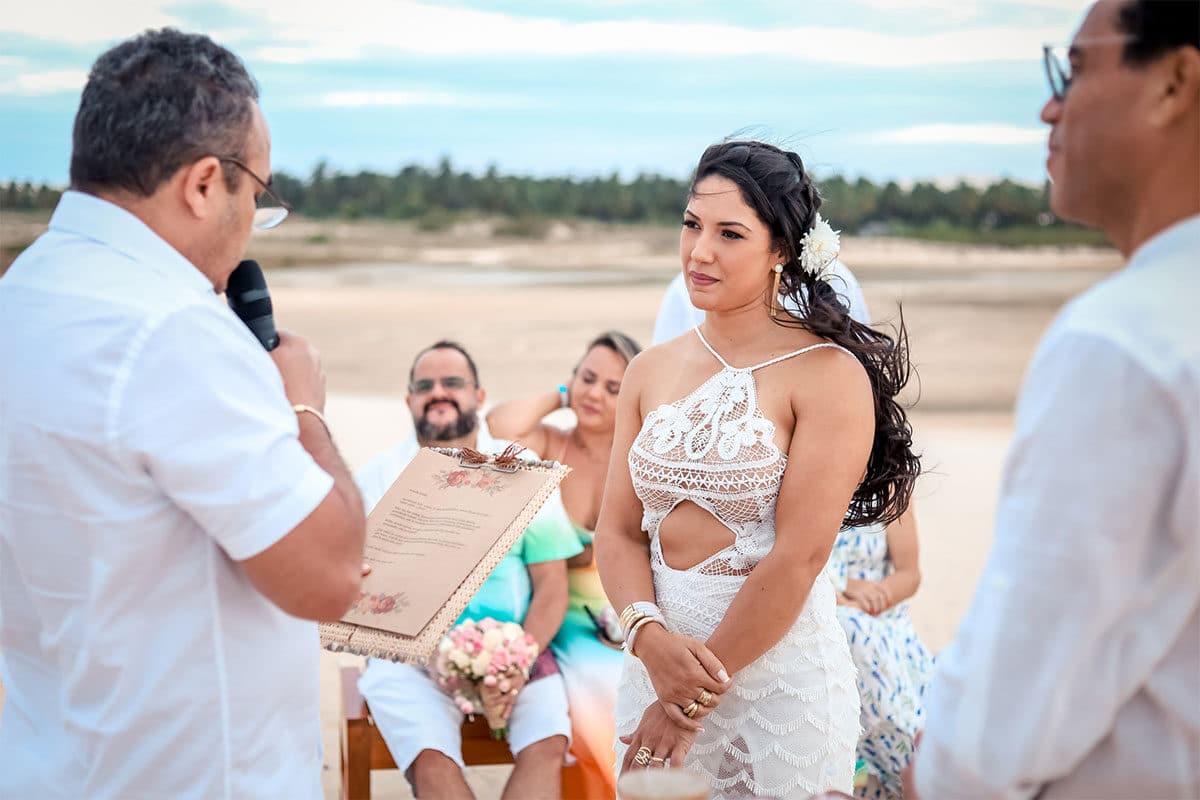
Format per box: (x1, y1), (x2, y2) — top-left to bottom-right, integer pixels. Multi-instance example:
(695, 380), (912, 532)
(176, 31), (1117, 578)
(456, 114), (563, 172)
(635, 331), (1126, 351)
(691, 140), (919, 527)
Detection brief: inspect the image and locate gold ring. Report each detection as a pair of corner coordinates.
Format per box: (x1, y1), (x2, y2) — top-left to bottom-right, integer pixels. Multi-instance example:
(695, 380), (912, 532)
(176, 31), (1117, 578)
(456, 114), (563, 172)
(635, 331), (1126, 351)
(633, 746), (652, 766)
(683, 701), (700, 718)
(697, 689), (713, 707)
(649, 756), (667, 766)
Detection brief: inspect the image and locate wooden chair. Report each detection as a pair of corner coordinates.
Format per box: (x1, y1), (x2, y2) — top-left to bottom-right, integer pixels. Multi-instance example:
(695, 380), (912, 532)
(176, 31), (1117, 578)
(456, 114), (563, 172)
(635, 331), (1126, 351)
(340, 666), (589, 799)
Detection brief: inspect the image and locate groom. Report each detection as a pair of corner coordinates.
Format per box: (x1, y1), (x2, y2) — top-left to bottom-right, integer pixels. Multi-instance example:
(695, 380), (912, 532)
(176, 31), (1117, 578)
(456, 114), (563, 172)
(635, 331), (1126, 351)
(909, 1), (1200, 797)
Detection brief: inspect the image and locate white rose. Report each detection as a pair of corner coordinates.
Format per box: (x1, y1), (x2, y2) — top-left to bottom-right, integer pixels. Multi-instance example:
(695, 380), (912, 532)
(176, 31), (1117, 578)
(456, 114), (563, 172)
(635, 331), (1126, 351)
(438, 637), (453, 654)
(450, 650), (471, 670)
(470, 652), (492, 675)
(481, 628), (504, 651)
(501, 622), (524, 641)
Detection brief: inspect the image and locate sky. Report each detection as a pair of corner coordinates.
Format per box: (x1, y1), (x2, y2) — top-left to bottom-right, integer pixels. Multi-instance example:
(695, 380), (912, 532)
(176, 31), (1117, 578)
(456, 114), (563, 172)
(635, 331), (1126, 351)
(0, 0), (1091, 186)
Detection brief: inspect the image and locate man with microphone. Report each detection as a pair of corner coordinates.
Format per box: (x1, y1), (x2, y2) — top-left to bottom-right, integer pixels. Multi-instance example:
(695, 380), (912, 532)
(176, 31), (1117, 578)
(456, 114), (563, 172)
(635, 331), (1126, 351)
(0, 28), (365, 799)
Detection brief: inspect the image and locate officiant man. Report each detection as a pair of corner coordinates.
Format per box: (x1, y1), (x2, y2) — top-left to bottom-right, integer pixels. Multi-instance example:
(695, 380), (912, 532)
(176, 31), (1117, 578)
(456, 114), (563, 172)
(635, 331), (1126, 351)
(0, 28), (366, 799)
(356, 340), (581, 800)
(910, 2), (1200, 797)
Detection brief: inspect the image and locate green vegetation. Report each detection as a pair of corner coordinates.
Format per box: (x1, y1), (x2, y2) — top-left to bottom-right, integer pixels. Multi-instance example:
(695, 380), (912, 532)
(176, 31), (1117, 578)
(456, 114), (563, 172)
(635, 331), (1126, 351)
(2, 158), (1103, 247)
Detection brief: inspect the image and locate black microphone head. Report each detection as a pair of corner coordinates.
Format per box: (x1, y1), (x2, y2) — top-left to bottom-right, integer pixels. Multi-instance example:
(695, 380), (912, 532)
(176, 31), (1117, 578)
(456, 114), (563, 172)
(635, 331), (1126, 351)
(226, 259), (280, 350)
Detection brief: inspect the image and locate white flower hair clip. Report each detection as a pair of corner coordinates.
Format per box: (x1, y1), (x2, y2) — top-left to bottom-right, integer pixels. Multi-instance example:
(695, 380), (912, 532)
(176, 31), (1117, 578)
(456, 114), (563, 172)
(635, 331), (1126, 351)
(798, 214), (840, 279)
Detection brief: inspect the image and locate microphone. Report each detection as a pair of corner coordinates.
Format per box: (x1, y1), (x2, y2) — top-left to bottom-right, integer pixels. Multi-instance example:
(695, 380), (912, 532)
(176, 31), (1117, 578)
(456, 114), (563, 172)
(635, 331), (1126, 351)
(226, 259), (280, 351)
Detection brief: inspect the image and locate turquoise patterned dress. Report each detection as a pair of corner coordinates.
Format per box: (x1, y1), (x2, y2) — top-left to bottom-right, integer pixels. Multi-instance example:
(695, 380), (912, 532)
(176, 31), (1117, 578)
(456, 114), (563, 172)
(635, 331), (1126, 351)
(829, 525), (934, 800)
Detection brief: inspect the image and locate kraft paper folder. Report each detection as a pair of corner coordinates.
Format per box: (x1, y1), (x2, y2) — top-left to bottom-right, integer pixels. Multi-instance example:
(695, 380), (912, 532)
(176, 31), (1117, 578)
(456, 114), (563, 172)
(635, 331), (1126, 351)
(319, 445), (568, 665)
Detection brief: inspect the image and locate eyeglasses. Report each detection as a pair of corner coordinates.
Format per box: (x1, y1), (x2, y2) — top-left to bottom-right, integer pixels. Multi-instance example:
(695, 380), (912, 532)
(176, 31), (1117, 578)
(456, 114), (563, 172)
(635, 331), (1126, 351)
(1042, 35), (1138, 102)
(217, 156), (292, 230)
(409, 376), (475, 394)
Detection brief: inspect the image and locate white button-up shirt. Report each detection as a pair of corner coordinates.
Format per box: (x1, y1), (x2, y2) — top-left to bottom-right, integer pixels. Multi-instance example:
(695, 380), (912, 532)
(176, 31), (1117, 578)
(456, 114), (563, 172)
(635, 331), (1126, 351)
(916, 215), (1200, 798)
(0, 191), (335, 799)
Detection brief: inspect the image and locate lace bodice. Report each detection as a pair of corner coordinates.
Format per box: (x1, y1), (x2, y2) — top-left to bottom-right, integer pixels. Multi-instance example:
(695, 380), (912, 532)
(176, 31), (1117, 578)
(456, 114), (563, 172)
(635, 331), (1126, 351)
(629, 327), (850, 575)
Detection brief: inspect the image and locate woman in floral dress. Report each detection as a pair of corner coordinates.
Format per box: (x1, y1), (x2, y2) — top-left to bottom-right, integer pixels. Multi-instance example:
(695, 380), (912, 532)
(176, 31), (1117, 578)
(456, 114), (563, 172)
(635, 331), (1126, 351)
(830, 508), (934, 799)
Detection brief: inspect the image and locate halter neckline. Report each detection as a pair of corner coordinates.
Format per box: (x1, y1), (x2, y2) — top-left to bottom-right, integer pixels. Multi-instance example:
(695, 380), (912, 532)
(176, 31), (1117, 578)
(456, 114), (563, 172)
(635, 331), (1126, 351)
(692, 326), (848, 372)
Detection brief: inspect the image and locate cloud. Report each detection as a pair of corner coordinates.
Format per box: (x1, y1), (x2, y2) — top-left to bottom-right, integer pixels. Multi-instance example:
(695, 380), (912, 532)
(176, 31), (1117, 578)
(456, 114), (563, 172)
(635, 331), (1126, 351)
(232, 1), (1061, 67)
(317, 90), (532, 109)
(0, 69), (88, 96)
(853, 0), (1087, 18)
(0, 1), (1069, 67)
(850, 0), (990, 23)
(865, 124), (1046, 145)
(0, 0), (180, 44)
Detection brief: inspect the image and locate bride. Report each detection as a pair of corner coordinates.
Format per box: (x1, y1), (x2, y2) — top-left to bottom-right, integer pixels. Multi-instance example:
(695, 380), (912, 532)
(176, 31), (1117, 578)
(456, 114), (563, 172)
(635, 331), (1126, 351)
(595, 140), (920, 799)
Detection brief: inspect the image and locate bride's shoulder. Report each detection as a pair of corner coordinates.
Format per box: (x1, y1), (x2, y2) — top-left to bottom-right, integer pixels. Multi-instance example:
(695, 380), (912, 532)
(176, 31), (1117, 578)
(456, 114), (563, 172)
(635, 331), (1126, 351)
(623, 335), (690, 383)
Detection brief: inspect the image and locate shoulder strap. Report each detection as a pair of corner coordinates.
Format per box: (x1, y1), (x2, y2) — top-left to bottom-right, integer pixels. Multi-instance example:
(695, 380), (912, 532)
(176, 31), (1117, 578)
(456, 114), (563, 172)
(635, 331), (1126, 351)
(692, 326), (732, 369)
(749, 342), (853, 372)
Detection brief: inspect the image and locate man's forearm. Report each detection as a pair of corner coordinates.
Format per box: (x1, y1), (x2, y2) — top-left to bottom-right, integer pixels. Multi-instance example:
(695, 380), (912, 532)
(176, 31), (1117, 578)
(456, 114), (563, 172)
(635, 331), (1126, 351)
(298, 414), (365, 548)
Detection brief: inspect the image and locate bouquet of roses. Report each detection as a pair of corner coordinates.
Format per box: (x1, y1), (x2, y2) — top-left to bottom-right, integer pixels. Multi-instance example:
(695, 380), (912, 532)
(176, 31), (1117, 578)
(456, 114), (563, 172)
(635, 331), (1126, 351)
(430, 617), (540, 739)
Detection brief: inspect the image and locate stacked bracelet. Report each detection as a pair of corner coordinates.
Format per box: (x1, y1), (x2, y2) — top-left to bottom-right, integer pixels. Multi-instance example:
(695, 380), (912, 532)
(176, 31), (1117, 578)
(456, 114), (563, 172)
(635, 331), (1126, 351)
(619, 601), (666, 658)
(625, 616), (663, 657)
(619, 601), (663, 633)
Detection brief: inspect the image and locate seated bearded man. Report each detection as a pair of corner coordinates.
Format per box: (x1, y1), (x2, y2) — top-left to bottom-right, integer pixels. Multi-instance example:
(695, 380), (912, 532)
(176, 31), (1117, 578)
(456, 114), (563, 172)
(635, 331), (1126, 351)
(356, 340), (581, 800)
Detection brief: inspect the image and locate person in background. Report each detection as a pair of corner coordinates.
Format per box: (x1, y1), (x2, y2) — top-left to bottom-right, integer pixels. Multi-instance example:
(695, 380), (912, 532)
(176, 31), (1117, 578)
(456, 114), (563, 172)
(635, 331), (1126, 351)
(357, 340), (581, 800)
(0, 29), (366, 799)
(830, 510), (933, 799)
(910, 2), (1200, 797)
(487, 330), (643, 799)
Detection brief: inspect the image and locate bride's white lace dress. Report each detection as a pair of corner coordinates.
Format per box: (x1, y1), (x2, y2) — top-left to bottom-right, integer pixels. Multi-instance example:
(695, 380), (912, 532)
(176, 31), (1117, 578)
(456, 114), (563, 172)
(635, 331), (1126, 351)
(614, 328), (860, 799)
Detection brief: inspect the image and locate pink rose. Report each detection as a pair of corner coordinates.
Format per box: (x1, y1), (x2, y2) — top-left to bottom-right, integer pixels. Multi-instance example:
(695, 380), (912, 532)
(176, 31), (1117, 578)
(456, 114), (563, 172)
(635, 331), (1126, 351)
(447, 470), (469, 487)
(376, 595), (396, 613)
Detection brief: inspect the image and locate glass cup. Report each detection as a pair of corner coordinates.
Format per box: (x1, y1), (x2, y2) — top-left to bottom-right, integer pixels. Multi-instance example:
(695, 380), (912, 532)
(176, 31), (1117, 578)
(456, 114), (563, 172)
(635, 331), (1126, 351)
(617, 767), (710, 800)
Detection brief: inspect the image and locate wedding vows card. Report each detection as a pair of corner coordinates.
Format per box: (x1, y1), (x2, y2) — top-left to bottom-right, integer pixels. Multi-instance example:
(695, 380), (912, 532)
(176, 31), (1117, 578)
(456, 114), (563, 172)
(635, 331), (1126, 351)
(319, 447), (568, 664)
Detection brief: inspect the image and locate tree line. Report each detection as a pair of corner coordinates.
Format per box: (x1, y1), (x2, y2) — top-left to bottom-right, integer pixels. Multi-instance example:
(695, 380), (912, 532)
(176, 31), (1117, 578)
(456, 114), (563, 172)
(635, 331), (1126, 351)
(1, 158), (1103, 245)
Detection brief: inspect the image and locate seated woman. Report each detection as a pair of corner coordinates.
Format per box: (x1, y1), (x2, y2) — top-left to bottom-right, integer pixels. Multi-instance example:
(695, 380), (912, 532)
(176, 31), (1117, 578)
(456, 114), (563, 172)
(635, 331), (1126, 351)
(488, 330), (642, 800)
(829, 507), (934, 800)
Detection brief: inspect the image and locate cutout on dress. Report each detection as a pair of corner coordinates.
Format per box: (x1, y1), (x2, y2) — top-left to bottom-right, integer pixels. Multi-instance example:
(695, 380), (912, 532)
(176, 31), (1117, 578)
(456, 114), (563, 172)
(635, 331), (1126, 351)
(658, 500), (739, 572)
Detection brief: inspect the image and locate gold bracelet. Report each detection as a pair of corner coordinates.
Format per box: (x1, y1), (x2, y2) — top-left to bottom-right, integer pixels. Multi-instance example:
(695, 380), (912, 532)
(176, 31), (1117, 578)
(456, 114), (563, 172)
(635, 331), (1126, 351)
(620, 601), (658, 632)
(621, 612), (647, 641)
(293, 404), (330, 435)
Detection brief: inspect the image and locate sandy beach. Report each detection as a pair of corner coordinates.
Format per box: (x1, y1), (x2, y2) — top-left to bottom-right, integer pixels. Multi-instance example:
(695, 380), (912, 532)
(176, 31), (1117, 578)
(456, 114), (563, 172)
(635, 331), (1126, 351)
(0, 215), (1122, 799)
(255, 222), (1117, 798)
